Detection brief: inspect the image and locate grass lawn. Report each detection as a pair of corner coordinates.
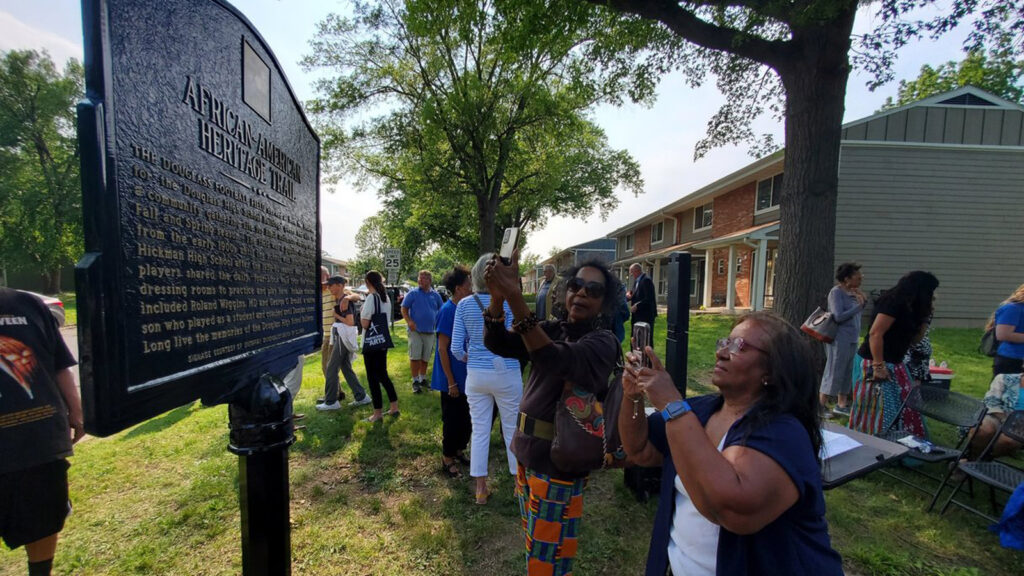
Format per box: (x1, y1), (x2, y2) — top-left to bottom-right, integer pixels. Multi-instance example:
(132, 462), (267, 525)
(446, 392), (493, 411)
(2, 316), (1021, 575)
(59, 291), (77, 326)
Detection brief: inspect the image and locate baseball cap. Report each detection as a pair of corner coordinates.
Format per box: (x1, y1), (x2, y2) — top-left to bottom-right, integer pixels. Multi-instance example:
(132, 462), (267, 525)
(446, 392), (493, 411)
(326, 275), (347, 286)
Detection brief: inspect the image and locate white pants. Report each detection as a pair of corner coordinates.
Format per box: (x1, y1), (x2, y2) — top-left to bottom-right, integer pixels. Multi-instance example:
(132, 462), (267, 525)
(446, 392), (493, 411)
(465, 368), (523, 478)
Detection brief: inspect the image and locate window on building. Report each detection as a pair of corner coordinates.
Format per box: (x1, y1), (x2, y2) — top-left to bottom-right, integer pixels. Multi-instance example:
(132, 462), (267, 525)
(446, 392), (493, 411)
(658, 262), (668, 296)
(717, 259), (725, 275)
(755, 173), (783, 212)
(623, 233), (634, 252)
(736, 258), (743, 274)
(690, 261), (700, 297)
(651, 221), (664, 244)
(694, 202), (713, 230)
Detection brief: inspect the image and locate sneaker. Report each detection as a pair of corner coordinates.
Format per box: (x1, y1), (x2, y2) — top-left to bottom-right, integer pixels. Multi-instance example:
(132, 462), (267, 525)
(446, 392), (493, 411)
(820, 407), (834, 420)
(348, 397), (372, 407)
(833, 405), (851, 416)
(412, 383), (424, 394)
(315, 401), (342, 411)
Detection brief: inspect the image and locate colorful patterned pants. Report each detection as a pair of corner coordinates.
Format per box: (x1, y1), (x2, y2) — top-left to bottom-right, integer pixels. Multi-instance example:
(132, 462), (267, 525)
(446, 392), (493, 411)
(849, 358), (926, 437)
(516, 465), (587, 576)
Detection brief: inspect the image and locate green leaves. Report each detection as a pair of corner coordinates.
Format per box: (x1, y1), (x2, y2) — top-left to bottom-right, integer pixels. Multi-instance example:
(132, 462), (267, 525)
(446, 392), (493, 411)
(879, 49), (1024, 110)
(0, 50), (83, 289)
(304, 0), (652, 256)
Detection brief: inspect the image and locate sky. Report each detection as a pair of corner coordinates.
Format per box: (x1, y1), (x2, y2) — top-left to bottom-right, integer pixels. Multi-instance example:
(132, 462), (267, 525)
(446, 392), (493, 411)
(0, 0), (975, 262)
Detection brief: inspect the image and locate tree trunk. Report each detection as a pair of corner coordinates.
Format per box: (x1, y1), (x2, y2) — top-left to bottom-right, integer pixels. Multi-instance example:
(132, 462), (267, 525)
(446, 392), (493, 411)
(45, 267), (62, 294)
(773, 16), (856, 330)
(477, 193), (497, 256)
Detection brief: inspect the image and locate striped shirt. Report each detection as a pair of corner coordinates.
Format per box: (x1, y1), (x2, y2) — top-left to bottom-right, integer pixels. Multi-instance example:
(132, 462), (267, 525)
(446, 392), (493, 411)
(322, 288), (334, 340)
(450, 293), (518, 373)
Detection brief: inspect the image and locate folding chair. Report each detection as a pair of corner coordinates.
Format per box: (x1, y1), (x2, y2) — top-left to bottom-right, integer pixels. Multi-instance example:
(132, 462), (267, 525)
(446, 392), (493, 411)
(876, 385), (987, 511)
(940, 410), (1024, 523)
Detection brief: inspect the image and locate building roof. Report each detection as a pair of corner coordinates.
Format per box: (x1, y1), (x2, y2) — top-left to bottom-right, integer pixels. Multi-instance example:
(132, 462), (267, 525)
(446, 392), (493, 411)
(691, 222), (778, 249)
(606, 149), (785, 237)
(322, 255), (349, 266)
(612, 240), (703, 266)
(842, 85), (1024, 132)
(606, 86), (1019, 240)
(541, 237), (617, 267)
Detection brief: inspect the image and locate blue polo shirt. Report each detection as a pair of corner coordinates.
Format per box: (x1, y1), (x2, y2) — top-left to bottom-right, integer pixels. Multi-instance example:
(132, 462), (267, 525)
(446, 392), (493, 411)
(402, 287), (443, 333)
(431, 300), (467, 393)
(996, 302), (1024, 359)
(644, 395), (843, 576)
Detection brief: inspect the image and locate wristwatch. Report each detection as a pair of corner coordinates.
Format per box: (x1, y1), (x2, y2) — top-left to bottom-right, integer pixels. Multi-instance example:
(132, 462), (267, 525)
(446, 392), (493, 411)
(661, 400), (692, 422)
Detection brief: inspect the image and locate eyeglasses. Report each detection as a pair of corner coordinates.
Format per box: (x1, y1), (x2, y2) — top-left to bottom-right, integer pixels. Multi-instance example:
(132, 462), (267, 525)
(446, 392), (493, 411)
(566, 277), (606, 299)
(716, 336), (767, 356)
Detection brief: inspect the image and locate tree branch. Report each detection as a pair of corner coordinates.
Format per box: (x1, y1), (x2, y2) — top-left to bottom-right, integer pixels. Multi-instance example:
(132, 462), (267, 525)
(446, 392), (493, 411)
(585, 0), (790, 68)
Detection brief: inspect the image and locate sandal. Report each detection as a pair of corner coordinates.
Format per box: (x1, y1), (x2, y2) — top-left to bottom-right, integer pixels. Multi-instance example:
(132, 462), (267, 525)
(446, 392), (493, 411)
(442, 459), (462, 479)
(475, 488), (490, 505)
(388, 410), (401, 418)
(366, 414), (385, 423)
(455, 452), (471, 466)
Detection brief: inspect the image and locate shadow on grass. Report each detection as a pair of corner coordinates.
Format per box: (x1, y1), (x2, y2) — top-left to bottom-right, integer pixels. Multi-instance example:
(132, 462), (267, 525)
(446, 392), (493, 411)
(122, 403), (195, 439)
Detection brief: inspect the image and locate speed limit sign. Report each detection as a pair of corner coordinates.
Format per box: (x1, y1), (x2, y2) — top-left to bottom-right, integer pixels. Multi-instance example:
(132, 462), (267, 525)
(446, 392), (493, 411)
(384, 248), (401, 271)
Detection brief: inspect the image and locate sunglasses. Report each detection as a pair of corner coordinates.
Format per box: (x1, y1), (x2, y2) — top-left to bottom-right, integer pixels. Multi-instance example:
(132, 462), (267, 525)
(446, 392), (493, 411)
(566, 277), (606, 299)
(716, 336), (767, 356)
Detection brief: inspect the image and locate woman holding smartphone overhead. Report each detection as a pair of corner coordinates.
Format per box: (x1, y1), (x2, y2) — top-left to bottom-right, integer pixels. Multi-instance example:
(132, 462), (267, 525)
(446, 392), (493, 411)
(483, 253), (621, 576)
(620, 312), (843, 576)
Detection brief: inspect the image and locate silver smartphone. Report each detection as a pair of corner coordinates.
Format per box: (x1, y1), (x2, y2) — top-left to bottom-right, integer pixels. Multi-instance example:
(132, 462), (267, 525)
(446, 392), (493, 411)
(632, 322), (652, 368)
(499, 227), (519, 265)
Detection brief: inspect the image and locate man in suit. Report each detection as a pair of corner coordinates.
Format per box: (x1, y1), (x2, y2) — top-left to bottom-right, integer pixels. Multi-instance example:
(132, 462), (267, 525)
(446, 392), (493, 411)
(628, 263), (656, 348)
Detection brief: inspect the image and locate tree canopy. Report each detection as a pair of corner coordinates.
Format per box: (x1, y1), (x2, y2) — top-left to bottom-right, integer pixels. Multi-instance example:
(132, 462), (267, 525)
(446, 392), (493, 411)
(583, 0), (1023, 325)
(0, 49), (83, 292)
(880, 49), (1024, 110)
(304, 0), (657, 257)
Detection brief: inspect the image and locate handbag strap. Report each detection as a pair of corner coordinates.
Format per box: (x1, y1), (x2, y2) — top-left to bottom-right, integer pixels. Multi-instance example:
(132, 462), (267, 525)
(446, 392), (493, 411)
(471, 293), (485, 313)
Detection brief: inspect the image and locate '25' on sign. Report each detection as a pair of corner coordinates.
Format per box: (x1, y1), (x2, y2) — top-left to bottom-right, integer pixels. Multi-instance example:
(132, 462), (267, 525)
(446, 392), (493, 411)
(384, 249), (400, 270)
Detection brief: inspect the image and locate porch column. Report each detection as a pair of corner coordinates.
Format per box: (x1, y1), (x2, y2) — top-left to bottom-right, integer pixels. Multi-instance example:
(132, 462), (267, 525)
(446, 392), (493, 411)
(725, 245), (736, 311)
(703, 252), (713, 308)
(652, 259), (661, 305)
(753, 239), (768, 311)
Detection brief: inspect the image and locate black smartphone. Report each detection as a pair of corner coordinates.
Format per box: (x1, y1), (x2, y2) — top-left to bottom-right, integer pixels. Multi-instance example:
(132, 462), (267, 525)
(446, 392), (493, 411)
(632, 322), (651, 368)
(499, 227), (519, 265)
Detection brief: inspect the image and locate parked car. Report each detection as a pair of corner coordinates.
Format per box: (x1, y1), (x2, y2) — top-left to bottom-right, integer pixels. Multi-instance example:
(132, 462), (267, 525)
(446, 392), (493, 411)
(18, 290), (66, 327)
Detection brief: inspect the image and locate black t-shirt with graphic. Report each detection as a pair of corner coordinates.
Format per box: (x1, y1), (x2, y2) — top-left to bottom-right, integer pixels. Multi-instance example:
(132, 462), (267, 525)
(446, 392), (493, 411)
(0, 288), (77, 474)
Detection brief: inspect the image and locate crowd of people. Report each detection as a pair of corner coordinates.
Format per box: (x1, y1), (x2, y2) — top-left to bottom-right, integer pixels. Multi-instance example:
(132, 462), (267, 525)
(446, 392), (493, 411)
(6, 255), (1023, 575)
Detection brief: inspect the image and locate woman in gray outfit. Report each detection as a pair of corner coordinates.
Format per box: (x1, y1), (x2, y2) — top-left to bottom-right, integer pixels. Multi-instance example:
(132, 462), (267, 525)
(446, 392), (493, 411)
(820, 262), (866, 416)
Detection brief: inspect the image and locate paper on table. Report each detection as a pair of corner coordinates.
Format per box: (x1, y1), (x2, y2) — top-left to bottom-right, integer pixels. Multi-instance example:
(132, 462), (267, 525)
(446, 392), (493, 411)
(820, 428), (862, 460)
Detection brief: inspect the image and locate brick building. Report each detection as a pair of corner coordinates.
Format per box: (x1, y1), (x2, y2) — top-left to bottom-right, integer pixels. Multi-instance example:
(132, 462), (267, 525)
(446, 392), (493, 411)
(607, 87), (1024, 325)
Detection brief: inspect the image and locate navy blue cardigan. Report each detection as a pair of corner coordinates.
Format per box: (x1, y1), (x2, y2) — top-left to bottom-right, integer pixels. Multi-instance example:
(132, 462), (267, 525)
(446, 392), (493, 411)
(644, 395), (843, 576)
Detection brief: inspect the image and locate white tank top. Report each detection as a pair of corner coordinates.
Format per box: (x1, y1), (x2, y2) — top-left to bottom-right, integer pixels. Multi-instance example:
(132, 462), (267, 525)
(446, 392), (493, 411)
(666, 436), (726, 576)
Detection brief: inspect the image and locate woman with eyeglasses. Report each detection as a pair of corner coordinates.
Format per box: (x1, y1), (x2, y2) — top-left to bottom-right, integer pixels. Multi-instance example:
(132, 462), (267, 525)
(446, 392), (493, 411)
(621, 312), (842, 576)
(482, 255), (621, 576)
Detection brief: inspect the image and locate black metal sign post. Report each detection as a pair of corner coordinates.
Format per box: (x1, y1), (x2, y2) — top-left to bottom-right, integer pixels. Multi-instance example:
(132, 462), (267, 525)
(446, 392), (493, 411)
(665, 252), (691, 397)
(227, 375), (295, 576)
(77, 1), (320, 573)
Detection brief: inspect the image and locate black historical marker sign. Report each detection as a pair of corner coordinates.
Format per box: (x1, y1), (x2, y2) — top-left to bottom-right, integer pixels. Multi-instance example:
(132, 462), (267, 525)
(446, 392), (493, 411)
(77, 0), (320, 436)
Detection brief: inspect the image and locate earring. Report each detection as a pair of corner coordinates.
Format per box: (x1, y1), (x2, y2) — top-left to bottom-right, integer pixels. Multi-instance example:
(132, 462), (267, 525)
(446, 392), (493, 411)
(762, 377), (769, 387)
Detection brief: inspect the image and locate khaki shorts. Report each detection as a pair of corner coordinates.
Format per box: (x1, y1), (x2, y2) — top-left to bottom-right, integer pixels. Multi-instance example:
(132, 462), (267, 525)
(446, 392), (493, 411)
(407, 330), (436, 362)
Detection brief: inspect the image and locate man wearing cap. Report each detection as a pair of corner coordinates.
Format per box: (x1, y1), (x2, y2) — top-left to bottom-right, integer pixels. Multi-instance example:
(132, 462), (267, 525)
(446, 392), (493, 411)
(317, 276), (370, 411)
(401, 270), (443, 393)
